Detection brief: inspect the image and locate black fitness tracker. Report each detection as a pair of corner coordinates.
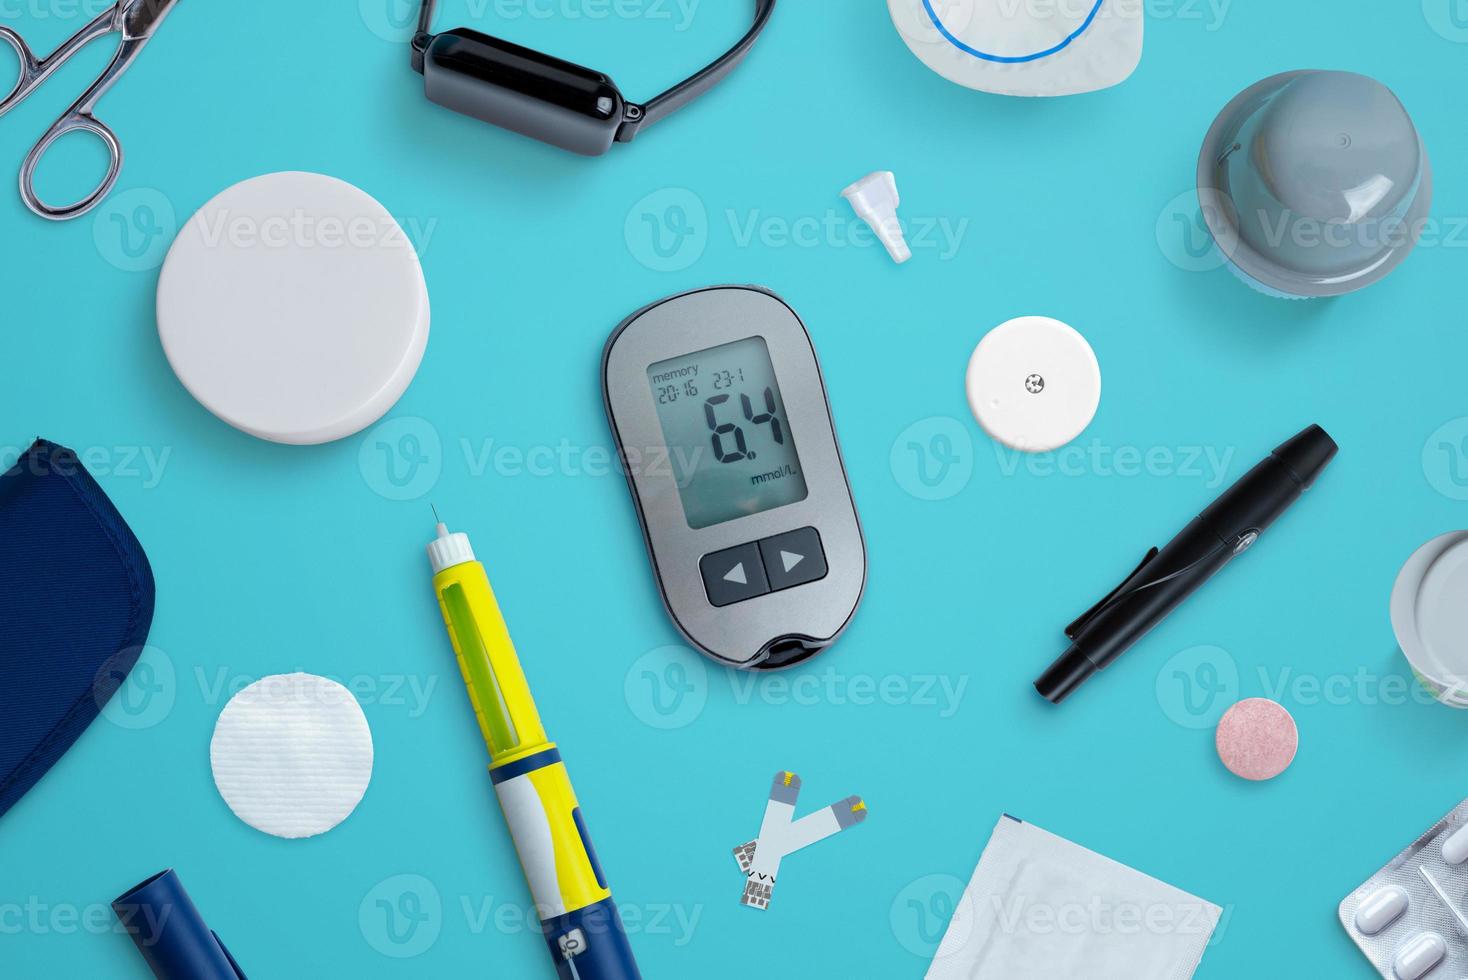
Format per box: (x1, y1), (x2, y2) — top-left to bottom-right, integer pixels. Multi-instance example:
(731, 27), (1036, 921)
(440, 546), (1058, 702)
(410, 0), (777, 156)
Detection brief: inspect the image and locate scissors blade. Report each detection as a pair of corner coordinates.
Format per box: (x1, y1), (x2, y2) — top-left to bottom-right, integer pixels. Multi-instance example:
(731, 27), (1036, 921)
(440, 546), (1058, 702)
(119, 0), (182, 41)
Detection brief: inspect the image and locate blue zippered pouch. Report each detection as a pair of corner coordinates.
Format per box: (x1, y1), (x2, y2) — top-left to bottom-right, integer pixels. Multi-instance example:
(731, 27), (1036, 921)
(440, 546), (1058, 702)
(0, 438), (156, 821)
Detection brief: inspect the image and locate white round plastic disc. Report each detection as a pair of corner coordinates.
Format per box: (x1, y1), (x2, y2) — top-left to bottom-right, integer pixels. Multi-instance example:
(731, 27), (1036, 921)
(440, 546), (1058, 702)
(210, 673), (374, 839)
(1420, 545), (1468, 671)
(157, 172), (429, 445)
(966, 316), (1101, 453)
(1393, 534), (1468, 687)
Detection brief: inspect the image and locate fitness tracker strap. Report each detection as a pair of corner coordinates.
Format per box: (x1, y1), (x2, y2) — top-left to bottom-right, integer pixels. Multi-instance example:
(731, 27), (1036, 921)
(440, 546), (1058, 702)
(627, 0), (776, 141)
(412, 0), (776, 149)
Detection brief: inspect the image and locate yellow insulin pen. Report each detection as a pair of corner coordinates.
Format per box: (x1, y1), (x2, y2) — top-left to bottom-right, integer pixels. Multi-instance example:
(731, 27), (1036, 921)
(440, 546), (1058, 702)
(429, 519), (641, 980)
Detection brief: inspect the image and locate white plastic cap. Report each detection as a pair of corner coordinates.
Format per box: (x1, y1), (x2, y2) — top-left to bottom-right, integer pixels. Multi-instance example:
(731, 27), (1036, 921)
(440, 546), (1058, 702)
(842, 171), (911, 264)
(428, 523), (475, 574)
(157, 172), (430, 445)
(1391, 532), (1468, 703)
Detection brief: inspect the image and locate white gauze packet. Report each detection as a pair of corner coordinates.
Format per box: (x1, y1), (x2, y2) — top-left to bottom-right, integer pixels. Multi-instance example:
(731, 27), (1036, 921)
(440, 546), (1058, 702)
(927, 816), (1220, 980)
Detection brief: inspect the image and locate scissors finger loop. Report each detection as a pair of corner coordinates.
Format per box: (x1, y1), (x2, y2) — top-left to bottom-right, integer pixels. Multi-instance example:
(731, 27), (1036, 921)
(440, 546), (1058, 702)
(0, 26), (42, 115)
(19, 111), (123, 221)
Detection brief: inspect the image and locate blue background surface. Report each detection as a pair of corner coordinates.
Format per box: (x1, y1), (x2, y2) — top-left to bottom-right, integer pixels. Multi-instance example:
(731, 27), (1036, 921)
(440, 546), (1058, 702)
(2, 1), (1467, 976)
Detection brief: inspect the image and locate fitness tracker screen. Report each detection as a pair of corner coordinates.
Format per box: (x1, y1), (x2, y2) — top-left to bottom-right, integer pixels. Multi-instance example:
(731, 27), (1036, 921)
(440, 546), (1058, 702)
(647, 336), (808, 529)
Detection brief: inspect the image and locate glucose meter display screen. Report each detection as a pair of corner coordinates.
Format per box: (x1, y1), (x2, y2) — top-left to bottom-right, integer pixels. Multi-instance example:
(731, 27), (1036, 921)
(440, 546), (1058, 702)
(647, 337), (809, 529)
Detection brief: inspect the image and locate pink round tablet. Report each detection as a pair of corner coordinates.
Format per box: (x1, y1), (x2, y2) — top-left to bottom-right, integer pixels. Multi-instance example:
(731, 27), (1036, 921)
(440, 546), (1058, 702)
(1215, 698), (1298, 781)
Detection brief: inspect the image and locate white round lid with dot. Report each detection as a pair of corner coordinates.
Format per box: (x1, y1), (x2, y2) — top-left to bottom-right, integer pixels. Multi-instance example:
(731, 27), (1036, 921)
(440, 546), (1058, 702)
(965, 316), (1101, 453)
(157, 172), (430, 445)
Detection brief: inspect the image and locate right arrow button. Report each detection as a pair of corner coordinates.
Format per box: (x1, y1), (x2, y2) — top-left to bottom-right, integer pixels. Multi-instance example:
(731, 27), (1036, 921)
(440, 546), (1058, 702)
(760, 527), (828, 593)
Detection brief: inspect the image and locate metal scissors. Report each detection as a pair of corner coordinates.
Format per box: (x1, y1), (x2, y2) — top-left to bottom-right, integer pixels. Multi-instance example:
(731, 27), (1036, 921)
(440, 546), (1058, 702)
(0, 0), (180, 220)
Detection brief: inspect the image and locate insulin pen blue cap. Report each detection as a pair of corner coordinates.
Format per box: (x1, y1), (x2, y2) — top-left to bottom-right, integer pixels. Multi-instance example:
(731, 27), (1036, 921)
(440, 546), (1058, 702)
(0, 439), (155, 822)
(1198, 70), (1432, 298)
(113, 869), (246, 980)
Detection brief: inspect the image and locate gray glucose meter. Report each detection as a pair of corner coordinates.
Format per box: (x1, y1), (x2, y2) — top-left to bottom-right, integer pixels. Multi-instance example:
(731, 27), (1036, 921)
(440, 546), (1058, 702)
(603, 287), (865, 671)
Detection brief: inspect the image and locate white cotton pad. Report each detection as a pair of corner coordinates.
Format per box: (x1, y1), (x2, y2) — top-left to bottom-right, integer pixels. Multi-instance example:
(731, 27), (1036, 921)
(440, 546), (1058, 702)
(157, 172), (430, 445)
(210, 673), (374, 839)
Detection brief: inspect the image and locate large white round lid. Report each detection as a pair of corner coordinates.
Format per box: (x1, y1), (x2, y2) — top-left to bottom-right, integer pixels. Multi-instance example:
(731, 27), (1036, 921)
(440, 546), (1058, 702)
(157, 172), (430, 445)
(1393, 532), (1468, 685)
(966, 316), (1101, 453)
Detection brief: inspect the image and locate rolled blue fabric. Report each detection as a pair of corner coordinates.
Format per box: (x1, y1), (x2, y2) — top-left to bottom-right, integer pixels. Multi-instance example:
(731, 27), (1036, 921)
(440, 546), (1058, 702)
(112, 869), (246, 980)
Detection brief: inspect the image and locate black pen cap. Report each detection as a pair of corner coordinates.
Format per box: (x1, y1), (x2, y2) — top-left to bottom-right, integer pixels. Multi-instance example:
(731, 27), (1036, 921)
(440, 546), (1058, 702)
(1034, 645), (1098, 704)
(1274, 424), (1337, 489)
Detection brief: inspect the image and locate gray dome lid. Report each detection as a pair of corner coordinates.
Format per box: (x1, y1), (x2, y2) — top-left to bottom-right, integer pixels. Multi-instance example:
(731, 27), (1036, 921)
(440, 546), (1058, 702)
(1198, 71), (1432, 298)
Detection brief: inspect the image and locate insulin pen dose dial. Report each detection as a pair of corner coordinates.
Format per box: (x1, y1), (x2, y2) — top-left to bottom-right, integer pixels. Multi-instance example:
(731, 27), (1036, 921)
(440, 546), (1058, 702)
(603, 287), (866, 671)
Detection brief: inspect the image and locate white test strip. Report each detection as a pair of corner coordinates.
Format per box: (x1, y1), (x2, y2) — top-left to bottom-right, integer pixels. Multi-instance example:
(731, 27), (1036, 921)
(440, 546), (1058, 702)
(734, 771), (867, 911)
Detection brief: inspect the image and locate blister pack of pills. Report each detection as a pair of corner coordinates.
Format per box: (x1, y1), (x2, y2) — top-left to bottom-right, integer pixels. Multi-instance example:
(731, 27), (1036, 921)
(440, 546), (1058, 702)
(1341, 796), (1468, 979)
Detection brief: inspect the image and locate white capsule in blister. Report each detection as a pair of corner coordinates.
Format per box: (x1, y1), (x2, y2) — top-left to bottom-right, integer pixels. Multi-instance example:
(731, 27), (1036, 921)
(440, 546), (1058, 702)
(1393, 932), (1446, 980)
(1356, 886), (1409, 936)
(1441, 823), (1468, 865)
